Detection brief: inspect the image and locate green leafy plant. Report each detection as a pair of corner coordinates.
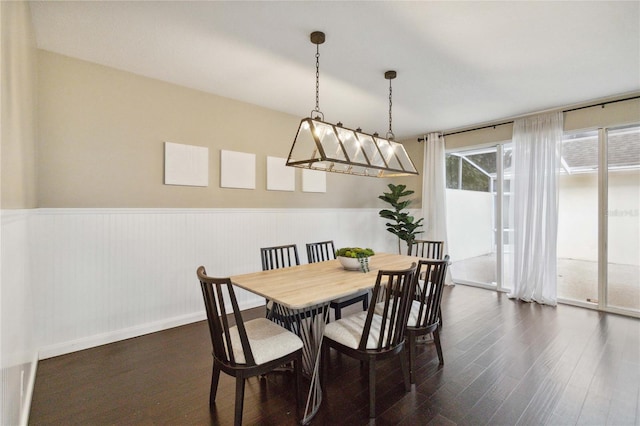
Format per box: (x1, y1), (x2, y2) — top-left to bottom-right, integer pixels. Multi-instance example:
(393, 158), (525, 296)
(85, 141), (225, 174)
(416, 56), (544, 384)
(335, 247), (375, 258)
(335, 247), (374, 273)
(378, 183), (424, 254)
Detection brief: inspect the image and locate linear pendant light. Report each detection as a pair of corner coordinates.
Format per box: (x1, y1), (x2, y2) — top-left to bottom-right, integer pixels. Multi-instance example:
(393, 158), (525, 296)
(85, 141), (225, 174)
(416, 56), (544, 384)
(286, 31), (418, 178)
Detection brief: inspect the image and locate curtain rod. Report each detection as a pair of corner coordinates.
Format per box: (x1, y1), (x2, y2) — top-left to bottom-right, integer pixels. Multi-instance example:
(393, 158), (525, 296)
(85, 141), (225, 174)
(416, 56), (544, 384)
(417, 95), (640, 141)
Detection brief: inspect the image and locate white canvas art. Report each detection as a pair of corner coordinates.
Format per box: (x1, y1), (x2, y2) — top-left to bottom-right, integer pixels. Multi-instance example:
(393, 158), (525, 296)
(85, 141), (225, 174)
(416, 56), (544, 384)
(164, 141), (209, 187)
(220, 149), (256, 189)
(267, 156), (295, 191)
(302, 168), (327, 193)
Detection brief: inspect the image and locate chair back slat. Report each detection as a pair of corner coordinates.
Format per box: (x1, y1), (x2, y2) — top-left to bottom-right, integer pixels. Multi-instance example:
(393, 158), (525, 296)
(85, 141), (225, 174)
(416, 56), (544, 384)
(214, 283), (235, 363)
(408, 240), (444, 259)
(306, 240), (336, 263)
(359, 263), (417, 351)
(197, 266), (256, 366)
(261, 244), (300, 270)
(412, 256), (449, 328)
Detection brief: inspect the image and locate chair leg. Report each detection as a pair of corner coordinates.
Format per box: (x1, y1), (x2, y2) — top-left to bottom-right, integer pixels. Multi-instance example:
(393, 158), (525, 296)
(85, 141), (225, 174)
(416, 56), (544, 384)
(362, 293), (369, 311)
(209, 363), (221, 409)
(294, 353), (302, 420)
(234, 377), (245, 426)
(438, 310), (443, 328)
(407, 333), (416, 384)
(400, 348), (411, 392)
(433, 329), (444, 365)
(321, 342), (329, 391)
(368, 359), (376, 418)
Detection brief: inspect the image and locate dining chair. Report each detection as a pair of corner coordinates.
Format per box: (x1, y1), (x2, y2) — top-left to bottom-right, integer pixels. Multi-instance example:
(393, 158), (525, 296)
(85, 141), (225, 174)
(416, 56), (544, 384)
(405, 256), (449, 383)
(321, 263), (417, 418)
(197, 266), (303, 426)
(260, 244), (302, 330)
(408, 239), (444, 259)
(306, 240), (369, 320)
(407, 239), (445, 327)
(261, 243), (300, 270)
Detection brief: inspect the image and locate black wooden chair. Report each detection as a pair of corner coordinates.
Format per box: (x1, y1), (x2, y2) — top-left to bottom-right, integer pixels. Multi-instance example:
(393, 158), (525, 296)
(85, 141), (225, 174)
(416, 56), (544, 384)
(405, 256), (449, 383)
(261, 243), (300, 271)
(260, 244), (300, 324)
(321, 263), (417, 418)
(260, 244), (304, 330)
(408, 239), (446, 327)
(306, 240), (369, 320)
(408, 239), (444, 259)
(197, 266), (303, 426)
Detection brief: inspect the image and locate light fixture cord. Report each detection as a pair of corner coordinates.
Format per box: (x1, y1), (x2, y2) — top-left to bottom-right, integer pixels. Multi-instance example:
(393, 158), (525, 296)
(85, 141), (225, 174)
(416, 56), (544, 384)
(388, 78), (394, 140)
(315, 43), (320, 114)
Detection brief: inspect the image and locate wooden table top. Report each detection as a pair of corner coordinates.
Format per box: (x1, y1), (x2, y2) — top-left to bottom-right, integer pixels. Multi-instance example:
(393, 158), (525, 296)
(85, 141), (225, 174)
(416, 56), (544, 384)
(231, 252), (417, 309)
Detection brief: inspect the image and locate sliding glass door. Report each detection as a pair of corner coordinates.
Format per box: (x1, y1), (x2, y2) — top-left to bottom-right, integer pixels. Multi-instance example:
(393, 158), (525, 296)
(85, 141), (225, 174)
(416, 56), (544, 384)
(557, 130), (600, 304)
(605, 126), (639, 314)
(446, 145), (511, 290)
(556, 125), (639, 316)
(446, 124), (639, 317)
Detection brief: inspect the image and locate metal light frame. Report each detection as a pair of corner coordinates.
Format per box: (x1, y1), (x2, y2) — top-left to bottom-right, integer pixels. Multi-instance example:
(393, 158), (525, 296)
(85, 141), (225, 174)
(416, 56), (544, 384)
(286, 31), (418, 177)
(287, 118), (418, 177)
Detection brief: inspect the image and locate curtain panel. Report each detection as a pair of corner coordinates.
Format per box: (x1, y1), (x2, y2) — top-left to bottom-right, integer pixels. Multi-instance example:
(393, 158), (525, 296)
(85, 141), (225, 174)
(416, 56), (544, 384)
(508, 112), (563, 305)
(422, 133), (453, 284)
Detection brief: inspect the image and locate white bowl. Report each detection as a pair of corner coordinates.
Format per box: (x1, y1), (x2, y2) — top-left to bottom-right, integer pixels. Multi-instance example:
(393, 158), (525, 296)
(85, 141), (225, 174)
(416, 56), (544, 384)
(338, 256), (370, 271)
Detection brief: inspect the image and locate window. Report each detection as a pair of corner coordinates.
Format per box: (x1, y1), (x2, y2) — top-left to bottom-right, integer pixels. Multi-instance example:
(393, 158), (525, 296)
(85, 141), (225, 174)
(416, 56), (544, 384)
(445, 125), (639, 317)
(446, 149), (498, 192)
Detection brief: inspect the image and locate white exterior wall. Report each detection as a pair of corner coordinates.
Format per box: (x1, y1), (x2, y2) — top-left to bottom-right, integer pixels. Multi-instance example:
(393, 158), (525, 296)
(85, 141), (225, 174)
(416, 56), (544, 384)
(558, 170), (640, 266)
(445, 189), (494, 262)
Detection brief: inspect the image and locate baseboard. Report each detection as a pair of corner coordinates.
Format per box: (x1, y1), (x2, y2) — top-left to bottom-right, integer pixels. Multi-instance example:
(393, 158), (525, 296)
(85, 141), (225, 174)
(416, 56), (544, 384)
(38, 299), (264, 360)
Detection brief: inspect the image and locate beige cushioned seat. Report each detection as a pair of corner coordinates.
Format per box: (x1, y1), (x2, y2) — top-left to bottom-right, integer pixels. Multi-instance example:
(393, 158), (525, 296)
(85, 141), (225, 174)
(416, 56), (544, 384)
(323, 311), (393, 349)
(229, 317), (303, 364)
(373, 278), (432, 326)
(374, 299), (425, 327)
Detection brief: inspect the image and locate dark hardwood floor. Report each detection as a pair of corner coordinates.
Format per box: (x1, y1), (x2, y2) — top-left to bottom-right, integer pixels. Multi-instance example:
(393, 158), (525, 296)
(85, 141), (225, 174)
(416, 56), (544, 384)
(29, 285), (640, 425)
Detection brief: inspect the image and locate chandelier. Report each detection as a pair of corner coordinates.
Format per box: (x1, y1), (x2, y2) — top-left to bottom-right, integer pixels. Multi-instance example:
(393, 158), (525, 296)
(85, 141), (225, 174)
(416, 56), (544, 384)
(286, 31), (418, 177)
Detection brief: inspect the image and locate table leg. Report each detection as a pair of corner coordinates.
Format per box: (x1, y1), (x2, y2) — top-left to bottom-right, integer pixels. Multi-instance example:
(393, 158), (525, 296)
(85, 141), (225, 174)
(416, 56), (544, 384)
(271, 302), (330, 424)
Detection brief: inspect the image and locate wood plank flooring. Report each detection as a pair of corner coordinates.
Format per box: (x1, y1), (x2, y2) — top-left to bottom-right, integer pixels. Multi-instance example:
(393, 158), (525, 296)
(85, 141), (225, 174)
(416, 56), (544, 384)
(29, 285), (640, 425)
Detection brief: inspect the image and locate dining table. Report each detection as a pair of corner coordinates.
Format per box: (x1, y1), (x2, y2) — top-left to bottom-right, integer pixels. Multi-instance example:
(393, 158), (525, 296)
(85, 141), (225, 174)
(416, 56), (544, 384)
(230, 252), (417, 424)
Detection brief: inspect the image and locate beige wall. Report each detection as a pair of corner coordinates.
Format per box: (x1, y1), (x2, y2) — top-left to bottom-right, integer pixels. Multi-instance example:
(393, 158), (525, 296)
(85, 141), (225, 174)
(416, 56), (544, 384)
(564, 98), (640, 132)
(1, 0), (38, 209)
(32, 40), (640, 210)
(443, 97), (640, 151)
(37, 51), (412, 208)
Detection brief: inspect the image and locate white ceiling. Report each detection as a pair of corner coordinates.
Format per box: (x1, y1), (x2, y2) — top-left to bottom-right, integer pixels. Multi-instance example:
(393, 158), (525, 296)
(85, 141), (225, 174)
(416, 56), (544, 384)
(29, 1), (640, 140)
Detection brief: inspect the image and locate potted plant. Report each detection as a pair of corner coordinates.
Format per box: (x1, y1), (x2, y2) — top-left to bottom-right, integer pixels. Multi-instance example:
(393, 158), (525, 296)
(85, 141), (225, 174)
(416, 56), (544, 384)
(335, 247), (375, 272)
(378, 183), (424, 254)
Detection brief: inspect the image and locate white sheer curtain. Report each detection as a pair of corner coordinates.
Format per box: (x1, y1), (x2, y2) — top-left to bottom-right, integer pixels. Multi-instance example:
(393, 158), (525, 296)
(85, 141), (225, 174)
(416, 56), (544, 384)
(508, 112), (563, 305)
(422, 132), (453, 284)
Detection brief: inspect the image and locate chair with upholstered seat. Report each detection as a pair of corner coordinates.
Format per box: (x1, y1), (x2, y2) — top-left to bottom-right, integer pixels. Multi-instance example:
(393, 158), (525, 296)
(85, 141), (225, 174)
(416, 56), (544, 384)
(305, 240), (335, 265)
(408, 239), (446, 327)
(408, 239), (443, 258)
(306, 240), (369, 320)
(260, 244), (300, 329)
(196, 266), (303, 426)
(404, 256), (449, 383)
(321, 263), (417, 418)
(261, 243), (300, 271)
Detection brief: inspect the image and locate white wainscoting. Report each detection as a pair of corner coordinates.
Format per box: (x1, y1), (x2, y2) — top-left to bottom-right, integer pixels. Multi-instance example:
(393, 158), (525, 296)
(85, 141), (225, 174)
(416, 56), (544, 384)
(1, 210), (36, 426)
(27, 208), (398, 359)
